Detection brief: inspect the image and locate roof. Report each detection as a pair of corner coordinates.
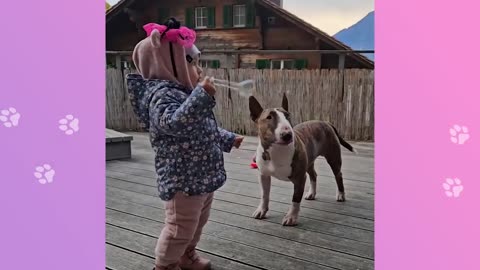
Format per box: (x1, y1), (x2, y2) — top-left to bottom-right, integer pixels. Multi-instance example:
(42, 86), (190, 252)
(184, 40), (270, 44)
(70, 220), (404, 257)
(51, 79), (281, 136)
(106, 0), (131, 22)
(257, 0), (374, 68)
(106, 0), (374, 68)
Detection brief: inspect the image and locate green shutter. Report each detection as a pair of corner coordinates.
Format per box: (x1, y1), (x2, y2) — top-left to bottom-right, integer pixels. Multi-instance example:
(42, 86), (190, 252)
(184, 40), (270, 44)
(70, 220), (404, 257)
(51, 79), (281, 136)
(223, 5), (233, 28)
(294, 59), (308, 70)
(185, 8), (194, 28)
(246, 2), (255, 27)
(256, 59), (270, 69)
(158, 8), (170, 24)
(207, 7), (216, 28)
(212, 60), (221, 69)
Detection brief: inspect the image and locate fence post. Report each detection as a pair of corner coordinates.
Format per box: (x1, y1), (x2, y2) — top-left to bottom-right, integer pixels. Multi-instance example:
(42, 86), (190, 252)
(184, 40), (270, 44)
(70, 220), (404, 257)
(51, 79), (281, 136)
(115, 55), (122, 70)
(338, 54), (345, 70)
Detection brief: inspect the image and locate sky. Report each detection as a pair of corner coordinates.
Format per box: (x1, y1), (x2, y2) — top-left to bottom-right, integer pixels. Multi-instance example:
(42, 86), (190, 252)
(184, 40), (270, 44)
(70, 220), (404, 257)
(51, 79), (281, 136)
(106, 0), (374, 35)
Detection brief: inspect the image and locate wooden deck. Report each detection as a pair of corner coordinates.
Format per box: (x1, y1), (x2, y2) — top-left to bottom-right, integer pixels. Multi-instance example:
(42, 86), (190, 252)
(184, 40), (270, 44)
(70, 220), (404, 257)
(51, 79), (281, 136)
(106, 129), (133, 161)
(106, 132), (374, 270)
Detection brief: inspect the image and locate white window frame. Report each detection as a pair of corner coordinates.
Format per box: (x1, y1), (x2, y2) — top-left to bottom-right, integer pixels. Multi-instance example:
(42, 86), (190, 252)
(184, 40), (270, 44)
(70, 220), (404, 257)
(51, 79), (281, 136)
(199, 60), (210, 68)
(233, 5), (246, 27)
(271, 59), (294, 70)
(195, 7), (208, 29)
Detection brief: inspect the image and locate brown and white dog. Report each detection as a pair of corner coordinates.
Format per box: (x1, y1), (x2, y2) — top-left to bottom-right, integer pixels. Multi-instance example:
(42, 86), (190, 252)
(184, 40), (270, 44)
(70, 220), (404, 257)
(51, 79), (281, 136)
(249, 94), (356, 226)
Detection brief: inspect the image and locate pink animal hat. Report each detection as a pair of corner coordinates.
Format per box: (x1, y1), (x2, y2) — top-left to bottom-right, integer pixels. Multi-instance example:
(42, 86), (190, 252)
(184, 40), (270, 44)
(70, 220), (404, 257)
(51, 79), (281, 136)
(132, 18), (200, 89)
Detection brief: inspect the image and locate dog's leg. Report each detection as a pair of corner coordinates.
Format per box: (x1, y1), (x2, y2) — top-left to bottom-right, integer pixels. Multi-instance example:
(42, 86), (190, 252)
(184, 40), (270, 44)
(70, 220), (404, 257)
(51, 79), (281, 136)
(304, 165), (317, 200)
(326, 152), (346, 202)
(252, 175), (271, 219)
(283, 175), (306, 226)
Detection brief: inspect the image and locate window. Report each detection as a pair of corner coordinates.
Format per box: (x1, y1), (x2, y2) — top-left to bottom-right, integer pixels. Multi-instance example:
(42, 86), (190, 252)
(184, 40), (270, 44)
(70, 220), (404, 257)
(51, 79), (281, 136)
(271, 59), (295, 70)
(200, 60), (220, 69)
(233, 5), (246, 27)
(256, 59), (308, 70)
(195, 7), (208, 29)
(121, 60), (134, 70)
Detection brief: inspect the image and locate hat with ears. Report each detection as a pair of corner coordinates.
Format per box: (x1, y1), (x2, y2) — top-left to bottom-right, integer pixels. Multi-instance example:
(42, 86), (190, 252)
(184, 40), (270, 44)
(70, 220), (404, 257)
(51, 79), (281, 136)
(132, 18), (200, 89)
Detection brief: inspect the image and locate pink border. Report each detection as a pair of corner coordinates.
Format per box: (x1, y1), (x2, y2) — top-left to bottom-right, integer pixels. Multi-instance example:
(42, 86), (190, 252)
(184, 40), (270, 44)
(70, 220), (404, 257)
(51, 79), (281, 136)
(1, 0), (479, 269)
(376, 0), (480, 269)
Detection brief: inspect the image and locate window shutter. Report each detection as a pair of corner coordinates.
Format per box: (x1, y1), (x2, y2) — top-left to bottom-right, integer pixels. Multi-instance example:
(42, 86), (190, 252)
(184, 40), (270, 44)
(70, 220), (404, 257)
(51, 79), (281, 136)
(246, 2), (255, 27)
(294, 59), (308, 70)
(185, 8), (194, 28)
(207, 7), (216, 28)
(158, 8), (170, 24)
(256, 59), (270, 69)
(212, 60), (221, 69)
(223, 5), (233, 28)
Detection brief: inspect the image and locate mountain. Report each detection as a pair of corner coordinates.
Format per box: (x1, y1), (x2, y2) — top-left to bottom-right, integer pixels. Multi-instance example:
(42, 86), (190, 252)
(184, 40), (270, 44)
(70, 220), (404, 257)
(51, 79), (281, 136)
(334, 11), (374, 61)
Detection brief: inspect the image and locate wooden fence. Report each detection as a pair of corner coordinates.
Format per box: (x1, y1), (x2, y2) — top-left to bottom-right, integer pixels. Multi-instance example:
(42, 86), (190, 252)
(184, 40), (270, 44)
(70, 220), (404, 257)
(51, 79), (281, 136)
(106, 68), (374, 141)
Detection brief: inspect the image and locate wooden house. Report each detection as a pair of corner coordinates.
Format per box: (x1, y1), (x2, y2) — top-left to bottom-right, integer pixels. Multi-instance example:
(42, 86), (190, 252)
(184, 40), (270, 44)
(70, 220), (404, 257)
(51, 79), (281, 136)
(106, 0), (374, 70)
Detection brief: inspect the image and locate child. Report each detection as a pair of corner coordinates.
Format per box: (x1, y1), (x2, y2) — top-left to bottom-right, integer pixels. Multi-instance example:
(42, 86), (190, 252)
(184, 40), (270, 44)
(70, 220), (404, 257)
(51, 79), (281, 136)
(126, 19), (243, 270)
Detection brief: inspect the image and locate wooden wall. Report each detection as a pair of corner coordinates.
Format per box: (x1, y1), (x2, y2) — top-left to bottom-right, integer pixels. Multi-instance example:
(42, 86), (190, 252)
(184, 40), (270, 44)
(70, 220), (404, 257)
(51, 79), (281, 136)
(106, 0), (371, 69)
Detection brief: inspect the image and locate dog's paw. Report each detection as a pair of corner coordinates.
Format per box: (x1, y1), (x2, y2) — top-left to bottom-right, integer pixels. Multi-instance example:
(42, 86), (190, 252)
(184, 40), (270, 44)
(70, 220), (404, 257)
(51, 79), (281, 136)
(336, 191), (346, 202)
(252, 207), (268, 219)
(282, 212), (299, 226)
(304, 192), (316, 200)
(282, 204), (300, 226)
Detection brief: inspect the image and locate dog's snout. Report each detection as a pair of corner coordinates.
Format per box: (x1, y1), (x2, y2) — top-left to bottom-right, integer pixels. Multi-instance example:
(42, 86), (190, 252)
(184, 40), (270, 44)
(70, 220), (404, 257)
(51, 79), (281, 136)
(281, 132), (292, 142)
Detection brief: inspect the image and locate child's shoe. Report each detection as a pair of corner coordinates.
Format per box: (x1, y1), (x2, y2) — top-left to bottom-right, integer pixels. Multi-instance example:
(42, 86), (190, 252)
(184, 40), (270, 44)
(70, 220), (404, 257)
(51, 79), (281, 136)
(179, 247), (211, 270)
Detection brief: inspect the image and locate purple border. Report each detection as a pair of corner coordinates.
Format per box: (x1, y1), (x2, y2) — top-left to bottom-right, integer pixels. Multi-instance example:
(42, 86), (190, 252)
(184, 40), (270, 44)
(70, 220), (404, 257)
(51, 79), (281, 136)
(0, 0), (105, 269)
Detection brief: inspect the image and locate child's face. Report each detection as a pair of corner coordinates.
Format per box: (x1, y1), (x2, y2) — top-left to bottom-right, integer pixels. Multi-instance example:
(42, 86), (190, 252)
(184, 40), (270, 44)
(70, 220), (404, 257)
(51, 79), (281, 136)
(188, 55), (203, 85)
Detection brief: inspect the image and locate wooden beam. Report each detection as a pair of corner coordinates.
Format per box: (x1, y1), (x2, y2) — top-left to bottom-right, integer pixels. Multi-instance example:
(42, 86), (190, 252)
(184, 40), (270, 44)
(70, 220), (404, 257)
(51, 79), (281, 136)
(115, 55), (122, 70)
(315, 37), (321, 50)
(319, 53), (322, 69)
(338, 54), (345, 70)
(226, 53), (233, 69)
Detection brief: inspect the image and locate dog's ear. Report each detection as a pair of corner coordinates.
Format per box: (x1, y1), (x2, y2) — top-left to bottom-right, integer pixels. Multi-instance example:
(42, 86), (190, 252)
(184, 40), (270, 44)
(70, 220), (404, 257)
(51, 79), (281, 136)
(249, 96), (263, 122)
(281, 93), (289, 112)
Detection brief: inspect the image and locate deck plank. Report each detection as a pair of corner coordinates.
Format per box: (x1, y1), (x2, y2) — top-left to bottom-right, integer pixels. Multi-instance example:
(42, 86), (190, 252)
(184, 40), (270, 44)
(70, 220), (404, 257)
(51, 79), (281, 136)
(106, 132), (374, 270)
(106, 187), (374, 258)
(106, 225), (260, 270)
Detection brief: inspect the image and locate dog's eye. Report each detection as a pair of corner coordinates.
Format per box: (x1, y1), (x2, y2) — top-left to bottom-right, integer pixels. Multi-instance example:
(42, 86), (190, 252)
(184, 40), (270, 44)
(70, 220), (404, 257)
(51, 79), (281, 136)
(266, 115), (272, 120)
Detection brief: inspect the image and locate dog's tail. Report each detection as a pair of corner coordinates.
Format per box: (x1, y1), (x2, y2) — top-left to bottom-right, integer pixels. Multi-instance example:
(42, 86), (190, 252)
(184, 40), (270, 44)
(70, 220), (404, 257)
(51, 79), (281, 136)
(329, 123), (357, 154)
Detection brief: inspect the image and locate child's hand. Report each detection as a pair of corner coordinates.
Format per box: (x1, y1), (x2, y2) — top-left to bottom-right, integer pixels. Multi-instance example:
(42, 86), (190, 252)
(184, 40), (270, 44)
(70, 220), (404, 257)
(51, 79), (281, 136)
(200, 76), (216, 96)
(233, 135), (244, 149)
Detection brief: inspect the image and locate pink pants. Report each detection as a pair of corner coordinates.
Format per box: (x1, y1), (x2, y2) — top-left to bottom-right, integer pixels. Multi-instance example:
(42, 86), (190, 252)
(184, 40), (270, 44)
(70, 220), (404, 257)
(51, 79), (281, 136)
(155, 192), (214, 267)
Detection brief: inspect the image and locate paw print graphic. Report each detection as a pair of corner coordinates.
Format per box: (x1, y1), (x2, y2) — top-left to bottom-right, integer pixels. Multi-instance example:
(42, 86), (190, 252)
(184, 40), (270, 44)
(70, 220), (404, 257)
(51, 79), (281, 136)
(0, 107), (21, 128)
(34, 164), (55, 184)
(450, 125), (470, 145)
(59, 114), (79, 135)
(443, 178), (464, 198)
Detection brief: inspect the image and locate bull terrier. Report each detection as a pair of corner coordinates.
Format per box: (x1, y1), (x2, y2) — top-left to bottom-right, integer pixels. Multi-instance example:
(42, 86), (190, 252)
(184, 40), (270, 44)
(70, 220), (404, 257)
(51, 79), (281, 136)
(249, 94), (356, 226)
